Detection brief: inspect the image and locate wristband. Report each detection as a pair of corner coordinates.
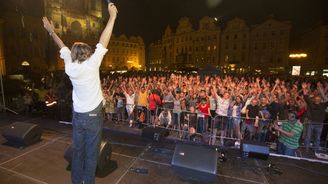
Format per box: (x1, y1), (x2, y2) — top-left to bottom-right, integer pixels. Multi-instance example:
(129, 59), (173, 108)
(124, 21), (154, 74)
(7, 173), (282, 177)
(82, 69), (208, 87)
(49, 31), (55, 36)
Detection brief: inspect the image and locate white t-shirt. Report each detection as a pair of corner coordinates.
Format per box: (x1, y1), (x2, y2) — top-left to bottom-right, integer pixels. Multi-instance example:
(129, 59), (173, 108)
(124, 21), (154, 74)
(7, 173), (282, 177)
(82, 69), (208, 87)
(125, 93), (136, 113)
(60, 43), (108, 113)
(216, 96), (230, 116)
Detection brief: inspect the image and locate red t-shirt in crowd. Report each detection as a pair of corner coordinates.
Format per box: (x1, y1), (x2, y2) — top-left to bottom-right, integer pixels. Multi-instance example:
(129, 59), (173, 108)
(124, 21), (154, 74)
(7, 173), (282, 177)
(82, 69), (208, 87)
(198, 104), (210, 118)
(148, 94), (161, 111)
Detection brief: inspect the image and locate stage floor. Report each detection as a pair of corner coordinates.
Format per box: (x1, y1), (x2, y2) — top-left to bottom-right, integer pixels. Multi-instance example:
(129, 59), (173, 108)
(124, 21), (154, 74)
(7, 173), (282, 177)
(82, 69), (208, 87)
(0, 113), (328, 184)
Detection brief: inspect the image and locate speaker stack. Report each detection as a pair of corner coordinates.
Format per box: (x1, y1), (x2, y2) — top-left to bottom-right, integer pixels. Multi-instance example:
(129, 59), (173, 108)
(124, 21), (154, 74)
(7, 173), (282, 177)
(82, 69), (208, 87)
(2, 122), (43, 148)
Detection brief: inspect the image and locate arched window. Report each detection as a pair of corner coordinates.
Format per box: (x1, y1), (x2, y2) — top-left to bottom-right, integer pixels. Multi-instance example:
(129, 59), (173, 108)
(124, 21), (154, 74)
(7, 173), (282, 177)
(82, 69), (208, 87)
(71, 21), (82, 38)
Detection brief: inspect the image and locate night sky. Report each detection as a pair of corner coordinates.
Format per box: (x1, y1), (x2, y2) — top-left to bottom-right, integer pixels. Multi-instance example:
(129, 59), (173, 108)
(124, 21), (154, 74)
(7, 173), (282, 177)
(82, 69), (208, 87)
(110, 0), (327, 44)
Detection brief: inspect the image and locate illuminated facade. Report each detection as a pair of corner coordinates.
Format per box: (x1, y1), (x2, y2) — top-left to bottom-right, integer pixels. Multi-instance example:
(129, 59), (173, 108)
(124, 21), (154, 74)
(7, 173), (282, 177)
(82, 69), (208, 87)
(220, 17), (250, 72)
(44, 0), (103, 40)
(149, 17), (291, 73)
(103, 35), (145, 70)
(249, 18), (291, 73)
(44, 0), (104, 70)
(0, 0), (145, 74)
(148, 17), (220, 71)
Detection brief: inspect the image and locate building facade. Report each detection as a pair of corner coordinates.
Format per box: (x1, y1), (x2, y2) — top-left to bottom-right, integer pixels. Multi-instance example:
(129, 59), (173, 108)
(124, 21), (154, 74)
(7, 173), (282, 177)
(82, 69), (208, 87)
(249, 18), (291, 73)
(220, 17), (250, 73)
(149, 17), (292, 74)
(44, 0), (104, 70)
(0, 0), (145, 74)
(104, 35), (145, 71)
(44, 0), (103, 41)
(148, 16), (220, 71)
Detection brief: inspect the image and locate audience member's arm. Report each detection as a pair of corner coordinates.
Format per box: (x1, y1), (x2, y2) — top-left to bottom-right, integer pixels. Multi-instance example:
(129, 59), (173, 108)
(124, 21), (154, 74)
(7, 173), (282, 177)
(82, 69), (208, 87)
(317, 82), (328, 102)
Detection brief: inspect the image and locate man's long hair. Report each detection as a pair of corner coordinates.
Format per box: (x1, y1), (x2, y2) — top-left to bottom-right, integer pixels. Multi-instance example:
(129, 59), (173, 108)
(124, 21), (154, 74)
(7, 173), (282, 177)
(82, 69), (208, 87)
(71, 42), (92, 63)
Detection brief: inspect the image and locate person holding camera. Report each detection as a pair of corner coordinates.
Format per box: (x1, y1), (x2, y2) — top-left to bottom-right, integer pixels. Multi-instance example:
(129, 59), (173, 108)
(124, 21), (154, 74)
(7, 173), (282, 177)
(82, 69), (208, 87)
(274, 111), (303, 156)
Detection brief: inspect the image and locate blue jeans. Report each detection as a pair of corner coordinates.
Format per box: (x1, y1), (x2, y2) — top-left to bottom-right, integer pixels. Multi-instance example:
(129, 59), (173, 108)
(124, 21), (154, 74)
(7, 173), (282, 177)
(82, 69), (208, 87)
(257, 122), (268, 142)
(304, 122), (323, 151)
(241, 122), (256, 140)
(173, 112), (180, 127)
(197, 117), (206, 133)
(71, 102), (103, 184)
(277, 141), (296, 156)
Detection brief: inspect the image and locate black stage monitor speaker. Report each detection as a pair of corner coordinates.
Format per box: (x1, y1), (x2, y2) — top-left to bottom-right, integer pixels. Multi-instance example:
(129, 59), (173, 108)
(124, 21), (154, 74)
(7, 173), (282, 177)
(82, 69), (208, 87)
(2, 122), (42, 147)
(171, 143), (218, 182)
(142, 127), (169, 141)
(64, 140), (117, 177)
(242, 140), (269, 160)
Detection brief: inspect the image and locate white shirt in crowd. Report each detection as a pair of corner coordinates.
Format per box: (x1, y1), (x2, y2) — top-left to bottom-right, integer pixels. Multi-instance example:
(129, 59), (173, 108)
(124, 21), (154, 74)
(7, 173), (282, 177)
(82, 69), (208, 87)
(125, 93), (136, 113)
(216, 96), (230, 116)
(60, 43), (108, 113)
(158, 111), (172, 126)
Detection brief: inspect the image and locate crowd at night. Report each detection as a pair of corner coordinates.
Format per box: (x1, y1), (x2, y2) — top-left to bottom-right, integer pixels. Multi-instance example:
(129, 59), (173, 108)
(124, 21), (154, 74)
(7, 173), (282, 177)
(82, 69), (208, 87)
(0, 1), (328, 183)
(16, 71), (327, 156)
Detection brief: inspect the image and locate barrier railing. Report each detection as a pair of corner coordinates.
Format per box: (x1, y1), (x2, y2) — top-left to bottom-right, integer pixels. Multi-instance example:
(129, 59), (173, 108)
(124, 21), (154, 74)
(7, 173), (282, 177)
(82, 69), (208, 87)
(103, 103), (328, 152)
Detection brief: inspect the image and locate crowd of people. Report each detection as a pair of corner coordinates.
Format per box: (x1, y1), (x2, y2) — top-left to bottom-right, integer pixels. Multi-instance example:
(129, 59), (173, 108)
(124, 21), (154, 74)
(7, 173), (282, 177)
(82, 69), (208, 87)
(101, 72), (328, 156)
(13, 71), (328, 157)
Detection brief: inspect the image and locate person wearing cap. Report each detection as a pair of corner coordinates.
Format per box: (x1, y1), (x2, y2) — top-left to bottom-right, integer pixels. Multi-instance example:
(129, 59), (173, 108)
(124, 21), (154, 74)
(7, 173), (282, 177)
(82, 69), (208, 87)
(274, 111), (303, 156)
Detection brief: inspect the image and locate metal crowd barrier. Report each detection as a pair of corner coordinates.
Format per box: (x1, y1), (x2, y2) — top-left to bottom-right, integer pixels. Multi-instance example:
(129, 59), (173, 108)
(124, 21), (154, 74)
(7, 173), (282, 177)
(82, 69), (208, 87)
(104, 103), (328, 151)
